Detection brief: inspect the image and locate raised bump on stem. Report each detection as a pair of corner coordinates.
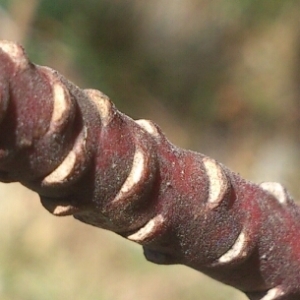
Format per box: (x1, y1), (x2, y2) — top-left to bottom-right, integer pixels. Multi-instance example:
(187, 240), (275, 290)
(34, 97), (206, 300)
(203, 157), (229, 208)
(135, 119), (160, 138)
(127, 214), (164, 243)
(112, 146), (148, 203)
(85, 89), (113, 127)
(39, 67), (74, 134)
(217, 231), (248, 264)
(50, 83), (72, 128)
(260, 182), (287, 205)
(260, 287), (284, 300)
(39, 194), (81, 217)
(0, 40), (28, 70)
(42, 127), (88, 185)
(53, 204), (79, 216)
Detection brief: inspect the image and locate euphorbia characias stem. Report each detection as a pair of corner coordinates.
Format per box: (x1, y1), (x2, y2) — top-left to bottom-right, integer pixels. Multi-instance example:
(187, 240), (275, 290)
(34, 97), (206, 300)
(0, 40), (300, 300)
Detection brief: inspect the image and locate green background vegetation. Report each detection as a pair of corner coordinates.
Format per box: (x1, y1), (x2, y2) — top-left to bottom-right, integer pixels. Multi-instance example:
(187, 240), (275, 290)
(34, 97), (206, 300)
(0, 0), (300, 299)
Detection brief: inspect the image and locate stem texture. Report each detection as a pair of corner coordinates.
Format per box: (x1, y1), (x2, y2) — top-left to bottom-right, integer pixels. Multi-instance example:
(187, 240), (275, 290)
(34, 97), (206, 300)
(0, 40), (299, 300)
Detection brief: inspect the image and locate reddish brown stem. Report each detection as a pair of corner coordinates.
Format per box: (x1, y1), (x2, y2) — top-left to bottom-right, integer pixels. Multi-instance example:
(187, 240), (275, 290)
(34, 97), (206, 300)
(0, 41), (300, 300)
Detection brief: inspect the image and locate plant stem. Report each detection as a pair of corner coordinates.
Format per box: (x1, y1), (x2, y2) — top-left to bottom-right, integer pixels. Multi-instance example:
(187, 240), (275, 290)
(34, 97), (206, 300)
(0, 40), (299, 300)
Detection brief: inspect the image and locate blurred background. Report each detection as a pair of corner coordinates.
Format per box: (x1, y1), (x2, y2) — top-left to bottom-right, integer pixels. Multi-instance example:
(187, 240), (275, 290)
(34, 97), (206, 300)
(0, 0), (300, 299)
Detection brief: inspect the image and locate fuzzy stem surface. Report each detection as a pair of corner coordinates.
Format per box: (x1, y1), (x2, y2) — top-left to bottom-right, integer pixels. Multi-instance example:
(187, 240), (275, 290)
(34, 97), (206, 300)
(0, 41), (300, 300)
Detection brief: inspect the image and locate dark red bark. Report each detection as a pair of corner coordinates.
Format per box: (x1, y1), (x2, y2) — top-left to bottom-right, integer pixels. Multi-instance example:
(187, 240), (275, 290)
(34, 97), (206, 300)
(0, 40), (299, 300)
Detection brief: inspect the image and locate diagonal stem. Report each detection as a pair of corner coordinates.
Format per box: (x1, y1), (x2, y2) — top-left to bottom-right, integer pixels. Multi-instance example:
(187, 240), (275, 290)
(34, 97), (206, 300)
(0, 40), (300, 300)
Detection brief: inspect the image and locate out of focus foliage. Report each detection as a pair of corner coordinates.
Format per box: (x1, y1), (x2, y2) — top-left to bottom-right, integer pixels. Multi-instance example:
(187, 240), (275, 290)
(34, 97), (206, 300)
(0, 1), (300, 300)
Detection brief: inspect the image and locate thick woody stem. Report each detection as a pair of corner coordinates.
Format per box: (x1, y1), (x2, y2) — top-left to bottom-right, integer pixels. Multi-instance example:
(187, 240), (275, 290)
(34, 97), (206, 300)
(0, 41), (300, 300)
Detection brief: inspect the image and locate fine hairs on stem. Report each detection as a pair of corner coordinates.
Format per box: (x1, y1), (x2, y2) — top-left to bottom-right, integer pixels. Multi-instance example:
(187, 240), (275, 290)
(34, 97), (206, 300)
(0, 40), (300, 300)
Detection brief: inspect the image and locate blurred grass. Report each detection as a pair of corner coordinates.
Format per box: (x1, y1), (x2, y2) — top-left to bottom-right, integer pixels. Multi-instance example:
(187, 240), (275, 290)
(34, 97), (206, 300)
(0, 0), (300, 299)
(0, 183), (247, 300)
